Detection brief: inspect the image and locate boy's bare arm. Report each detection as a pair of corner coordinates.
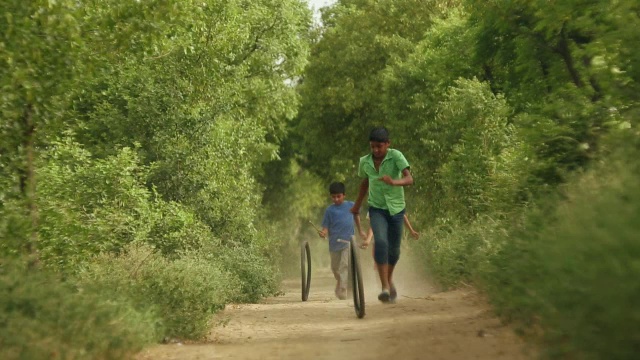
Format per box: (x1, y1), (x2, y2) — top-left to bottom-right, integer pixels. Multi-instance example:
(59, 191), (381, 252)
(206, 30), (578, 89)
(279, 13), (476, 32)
(319, 227), (328, 238)
(353, 213), (366, 240)
(350, 178), (369, 214)
(403, 214), (420, 239)
(366, 227), (374, 243)
(360, 227), (374, 249)
(379, 168), (413, 186)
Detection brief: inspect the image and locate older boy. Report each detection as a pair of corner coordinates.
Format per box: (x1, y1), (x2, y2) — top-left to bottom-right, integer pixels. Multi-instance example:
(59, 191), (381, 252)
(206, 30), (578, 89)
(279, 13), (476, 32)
(351, 126), (413, 303)
(318, 182), (362, 300)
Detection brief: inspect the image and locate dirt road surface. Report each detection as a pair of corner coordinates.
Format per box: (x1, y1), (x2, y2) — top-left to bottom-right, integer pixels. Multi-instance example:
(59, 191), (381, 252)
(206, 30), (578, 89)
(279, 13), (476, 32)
(138, 250), (532, 360)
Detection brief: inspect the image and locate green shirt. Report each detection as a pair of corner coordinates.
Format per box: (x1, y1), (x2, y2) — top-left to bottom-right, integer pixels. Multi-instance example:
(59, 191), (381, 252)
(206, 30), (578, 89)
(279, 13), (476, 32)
(358, 149), (410, 216)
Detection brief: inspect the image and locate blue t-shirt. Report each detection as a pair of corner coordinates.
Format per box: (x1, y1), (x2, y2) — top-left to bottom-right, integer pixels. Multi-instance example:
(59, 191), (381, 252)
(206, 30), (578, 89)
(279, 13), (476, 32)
(321, 201), (354, 252)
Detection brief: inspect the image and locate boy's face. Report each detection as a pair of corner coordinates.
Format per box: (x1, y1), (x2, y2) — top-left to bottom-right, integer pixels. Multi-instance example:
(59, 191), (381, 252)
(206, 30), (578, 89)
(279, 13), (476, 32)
(330, 193), (345, 206)
(370, 141), (390, 160)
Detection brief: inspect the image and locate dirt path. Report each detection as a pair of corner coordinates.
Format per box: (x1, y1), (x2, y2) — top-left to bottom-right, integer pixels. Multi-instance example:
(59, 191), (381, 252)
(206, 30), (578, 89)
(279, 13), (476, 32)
(138, 252), (532, 360)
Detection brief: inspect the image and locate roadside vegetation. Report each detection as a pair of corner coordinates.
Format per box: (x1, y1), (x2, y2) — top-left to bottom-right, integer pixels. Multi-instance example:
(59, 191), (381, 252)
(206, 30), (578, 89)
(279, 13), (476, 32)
(1, 0), (311, 358)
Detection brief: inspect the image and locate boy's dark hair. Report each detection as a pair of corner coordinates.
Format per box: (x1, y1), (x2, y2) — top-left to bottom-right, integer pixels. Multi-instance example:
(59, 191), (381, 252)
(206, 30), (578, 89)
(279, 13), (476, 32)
(329, 182), (346, 194)
(369, 126), (389, 143)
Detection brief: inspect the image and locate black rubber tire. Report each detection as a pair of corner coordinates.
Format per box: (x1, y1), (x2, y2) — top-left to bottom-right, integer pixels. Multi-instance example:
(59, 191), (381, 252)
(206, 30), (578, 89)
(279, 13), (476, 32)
(349, 238), (365, 318)
(301, 241), (311, 301)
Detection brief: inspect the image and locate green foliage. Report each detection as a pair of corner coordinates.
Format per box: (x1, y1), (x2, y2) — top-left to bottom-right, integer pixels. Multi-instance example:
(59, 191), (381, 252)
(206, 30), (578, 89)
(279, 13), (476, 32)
(36, 139), (153, 270)
(32, 138), (271, 338)
(0, 0), (89, 248)
(0, 0), (314, 354)
(484, 134), (640, 359)
(414, 216), (506, 288)
(67, 0), (312, 248)
(0, 259), (156, 360)
(260, 155), (327, 276)
(382, 8), (480, 147)
(34, 138), (223, 264)
(0, 0), (85, 130)
(78, 244), (239, 340)
(146, 200), (215, 258)
(0, 201), (31, 258)
(464, 0), (639, 183)
(426, 78), (525, 218)
(1, 0), (313, 249)
(217, 244), (279, 303)
(295, 0), (440, 179)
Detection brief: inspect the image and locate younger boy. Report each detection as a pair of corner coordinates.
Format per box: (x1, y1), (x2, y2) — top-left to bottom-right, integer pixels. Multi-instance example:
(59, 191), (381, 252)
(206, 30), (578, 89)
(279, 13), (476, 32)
(351, 126), (413, 303)
(318, 182), (362, 300)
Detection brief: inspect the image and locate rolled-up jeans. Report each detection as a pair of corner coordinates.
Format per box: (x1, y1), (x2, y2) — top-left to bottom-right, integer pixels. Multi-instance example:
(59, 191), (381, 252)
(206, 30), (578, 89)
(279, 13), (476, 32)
(369, 207), (405, 266)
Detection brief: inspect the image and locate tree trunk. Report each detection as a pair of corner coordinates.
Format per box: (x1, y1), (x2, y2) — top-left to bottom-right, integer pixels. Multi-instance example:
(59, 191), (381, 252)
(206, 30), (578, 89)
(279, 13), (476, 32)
(20, 103), (39, 255)
(555, 26), (584, 89)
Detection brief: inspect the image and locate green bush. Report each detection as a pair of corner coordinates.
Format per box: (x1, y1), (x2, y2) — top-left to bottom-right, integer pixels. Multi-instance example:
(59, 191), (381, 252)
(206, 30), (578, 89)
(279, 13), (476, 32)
(484, 136), (640, 359)
(145, 200), (215, 258)
(36, 138), (220, 267)
(0, 258), (156, 360)
(434, 78), (516, 218)
(415, 216), (506, 288)
(37, 139), (154, 271)
(0, 201), (32, 258)
(217, 243), (279, 303)
(415, 129), (640, 359)
(78, 244), (239, 340)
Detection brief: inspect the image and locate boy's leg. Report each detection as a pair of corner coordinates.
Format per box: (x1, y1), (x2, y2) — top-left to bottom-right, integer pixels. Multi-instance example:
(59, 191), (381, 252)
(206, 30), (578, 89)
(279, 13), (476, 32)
(369, 208), (391, 301)
(376, 264), (389, 290)
(330, 251), (341, 294)
(387, 210), (405, 301)
(330, 249), (348, 299)
(337, 247), (349, 299)
(388, 264), (397, 301)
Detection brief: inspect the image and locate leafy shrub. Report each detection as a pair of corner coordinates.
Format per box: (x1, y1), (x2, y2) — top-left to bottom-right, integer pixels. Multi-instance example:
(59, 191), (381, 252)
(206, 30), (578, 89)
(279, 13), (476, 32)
(0, 201), (32, 258)
(78, 244), (239, 340)
(431, 78), (528, 219)
(0, 258), (156, 360)
(216, 243), (279, 303)
(484, 135), (640, 359)
(37, 139), (154, 271)
(145, 200), (215, 258)
(36, 139), (219, 267)
(415, 216), (506, 288)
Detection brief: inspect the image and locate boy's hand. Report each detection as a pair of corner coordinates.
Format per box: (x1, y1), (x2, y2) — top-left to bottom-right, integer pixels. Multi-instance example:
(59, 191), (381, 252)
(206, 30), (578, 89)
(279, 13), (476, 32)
(359, 238), (370, 249)
(410, 230), (420, 240)
(378, 175), (395, 185)
(318, 229), (327, 238)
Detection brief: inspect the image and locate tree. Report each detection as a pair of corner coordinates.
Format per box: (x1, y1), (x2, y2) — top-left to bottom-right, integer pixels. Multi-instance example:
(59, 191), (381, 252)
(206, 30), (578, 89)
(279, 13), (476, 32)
(295, 0), (442, 180)
(1, 0), (88, 251)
